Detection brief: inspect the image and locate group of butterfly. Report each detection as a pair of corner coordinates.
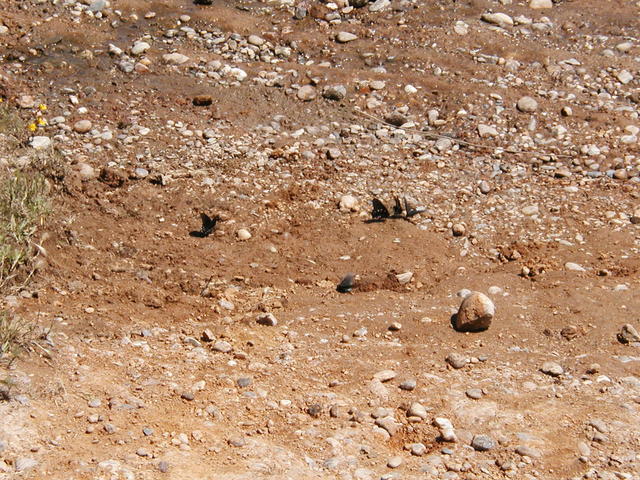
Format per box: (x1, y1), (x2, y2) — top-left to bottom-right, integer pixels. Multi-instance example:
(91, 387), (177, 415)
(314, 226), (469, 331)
(190, 196), (425, 238)
(370, 196), (426, 222)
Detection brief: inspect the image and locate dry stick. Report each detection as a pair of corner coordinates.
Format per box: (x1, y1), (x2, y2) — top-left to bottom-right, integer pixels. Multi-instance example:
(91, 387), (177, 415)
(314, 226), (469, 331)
(352, 108), (575, 159)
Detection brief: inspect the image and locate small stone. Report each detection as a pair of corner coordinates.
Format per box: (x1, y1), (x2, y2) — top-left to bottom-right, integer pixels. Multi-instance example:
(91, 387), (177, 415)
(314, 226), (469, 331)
(465, 388), (483, 399)
(375, 416), (401, 436)
(162, 53), (190, 65)
(387, 456), (402, 468)
(395, 272), (413, 284)
(73, 120), (93, 133)
(143, 427), (154, 436)
(323, 85), (347, 101)
(407, 402), (428, 420)
(247, 35), (265, 46)
(181, 392), (195, 401)
(77, 163), (96, 180)
(339, 194), (359, 212)
(88, 398), (101, 408)
(17, 95), (35, 108)
(472, 434), (495, 451)
(410, 443), (427, 456)
(228, 436), (246, 447)
(30, 136), (52, 150)
(446, 352), (468, 369)
(213, 340), (232, 353)
(454, 292), (495, 332)
(586, 363), (600, 374)
(193, 95), (213, 106)
(14, 457), (37, 472)
(297, 85), (317, 102)
(529, 0), (552, 8)
(384, 112), (408, 127)
(434, 417), (457, 442)
(517, 96), (538, 113)
(256, 313), (278, 326)
(336, 32), (358, 43)
(616, 70), (634, 84)
(131, 41), (151, 55)
(399, 379), (416, 391)
(326, 148), (342, 160)
(617, 324), (640, 344)
(158, 461), (170, 473)
(373, 370), (396, 382)
(307, 404), (322, 417)
(540, 361), (564, 377)
(481, 12), (514, 28)
(478, 124), (499, 138)
(515, 445), (542, 458)
(388, 322), (402, 331)
(103, 423), (117, 434)
(522, 205), (539, 215)
(236, 228), (252, 241)
(452, 224), (466, 236)
(565, 262), (586, 272)
(236, 377), (252, 388)
(479, 181), (491, 194)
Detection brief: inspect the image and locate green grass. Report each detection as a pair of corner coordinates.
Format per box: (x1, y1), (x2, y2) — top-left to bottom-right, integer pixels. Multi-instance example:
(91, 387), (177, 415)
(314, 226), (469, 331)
(0, 171), (50, 289)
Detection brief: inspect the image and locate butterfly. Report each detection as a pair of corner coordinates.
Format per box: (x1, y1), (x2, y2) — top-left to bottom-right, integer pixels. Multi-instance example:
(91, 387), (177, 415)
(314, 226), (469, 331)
(337, 273), (356, 293)
(189, 213), (220, 238)
(371, 198), (390, 221)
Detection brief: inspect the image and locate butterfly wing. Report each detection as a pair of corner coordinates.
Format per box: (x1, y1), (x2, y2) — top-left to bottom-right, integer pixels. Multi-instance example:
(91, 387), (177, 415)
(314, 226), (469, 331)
(371, 198), (390, 220)
(392, 196), (403, 217)
(200, 213), (218, 236)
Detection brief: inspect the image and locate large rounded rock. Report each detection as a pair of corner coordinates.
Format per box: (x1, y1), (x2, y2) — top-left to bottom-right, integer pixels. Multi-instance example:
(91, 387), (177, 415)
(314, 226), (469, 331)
(454, 291), (495, 332)
(517, 96), (538, 113)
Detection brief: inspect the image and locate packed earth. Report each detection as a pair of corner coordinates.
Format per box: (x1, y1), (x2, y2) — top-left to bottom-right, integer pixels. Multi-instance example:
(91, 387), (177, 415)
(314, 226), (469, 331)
(1, 0), (640, 479)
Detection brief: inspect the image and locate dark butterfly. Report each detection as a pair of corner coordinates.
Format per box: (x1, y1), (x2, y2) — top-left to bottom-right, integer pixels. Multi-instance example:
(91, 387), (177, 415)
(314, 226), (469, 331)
(371, 198), (390, 221)
(189, 213), (220, 238)
(337, 273), (356, 293)
(392, 196), (404, 218)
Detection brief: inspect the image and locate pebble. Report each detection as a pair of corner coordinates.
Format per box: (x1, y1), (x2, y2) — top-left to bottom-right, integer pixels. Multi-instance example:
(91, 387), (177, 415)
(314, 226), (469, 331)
(481, 12), (514, 28)
(339, 194), (358, 212)
(407, 402), (428, 420)
(297, 85), (317, 102)
(77, 163), (96, 180)
(471, 434), (495, 451)
(516, 96), (538, 113)
(452, 223), (466, 236)
(158, 461), (170, 473)
(181, 392), (195, 401)
(446, 352), (468, 369)
(14, 457), (37, 472)
(465, 388), (483, 399)
(399, 379), (416, 391)
(388, 321), (402, 331)
(434, 417), (457, 442)
(213, 340), (232, 353)
(236, 228), (252, 241)
(375, 416), (401, 436)
(479, 181), (491, 194)
(228, 436), (247, 447)
(529, 0), (552, 8)
(323, 85), (347, 101)
(454, 292), (495, 332)
(256, 312), (278, 326)
(30, 136), (52, 150)
(335, 32), (358, 43)
(162, 53), (190, 65)
(515, 445), (542, 458)
(373, 370), (396, 382)
(247, 35), (265, 46)
(88, 399), (101, 408)
(565, 262), (586, 272)
(73, 119), (93, 133)
(617, 324), (640, 344)
(616, 70), (634, 84)
(522, 205), (539, 215)
(477, 124), (498, 138)
(410, 443), (426, 456)
(131, 41), (150, 55)
(387, 456), (402, 468)
(540, 361), (564, 377)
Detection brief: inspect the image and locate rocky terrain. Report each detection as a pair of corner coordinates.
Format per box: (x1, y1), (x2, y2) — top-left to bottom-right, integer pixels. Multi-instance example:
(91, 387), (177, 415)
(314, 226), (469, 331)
(0, 0), (639, 479)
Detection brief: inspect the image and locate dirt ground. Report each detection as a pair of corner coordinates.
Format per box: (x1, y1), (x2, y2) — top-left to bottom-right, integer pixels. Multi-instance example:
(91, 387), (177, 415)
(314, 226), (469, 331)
(1, 0), (640, 479)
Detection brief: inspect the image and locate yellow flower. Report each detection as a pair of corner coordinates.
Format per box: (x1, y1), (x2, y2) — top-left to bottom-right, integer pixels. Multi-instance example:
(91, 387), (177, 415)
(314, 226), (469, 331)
(27, 123), (37, 132)
(37, 117), (47, 126)
(38, 104), (47, 112)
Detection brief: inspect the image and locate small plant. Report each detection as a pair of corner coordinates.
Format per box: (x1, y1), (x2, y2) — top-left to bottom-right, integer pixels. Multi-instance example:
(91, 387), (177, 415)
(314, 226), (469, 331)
(0, 171), (51, 289)
(0, 311), (34, 361)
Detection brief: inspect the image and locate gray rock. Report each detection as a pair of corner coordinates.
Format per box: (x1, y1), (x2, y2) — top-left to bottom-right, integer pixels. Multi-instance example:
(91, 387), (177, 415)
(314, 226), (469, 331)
(322, 85), (347, 101)
(158, 461), (170, 473)
(369, 0), (390, 12)
(15, 457), (37, 472)
(88, 398), (101, 408)
(213, 340), (232, 353)
(471, 434), (495, 451)
(375, 416), (401, 436)
(515, 445), (542, 458)
(237, 377), (252, 388)
(373, 369), (396, 382)
(256, 313), (278, 326)
(540, 361), (564, 377)
(410, 443), (426, 456)
(466, 388), (483, 399)
(446, 352), (468, 369)
(88, 0), (107, 13)
(516, 96), (538, 113)
(162, 53), (190, 65)
(30, 136), (51, 150)
(297, 85), (317, 101)
(481, 12), (514, 28)
(407, 402), (428, 420)
(336, 32), (358, 43)
(399, 379), (416, 391)
(247, 35), (265, 46)
(387, 456), (402, 468)
(454, 291), (495, 332)
(617, 324), (640, 344)
(434, 417), (457, 442)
